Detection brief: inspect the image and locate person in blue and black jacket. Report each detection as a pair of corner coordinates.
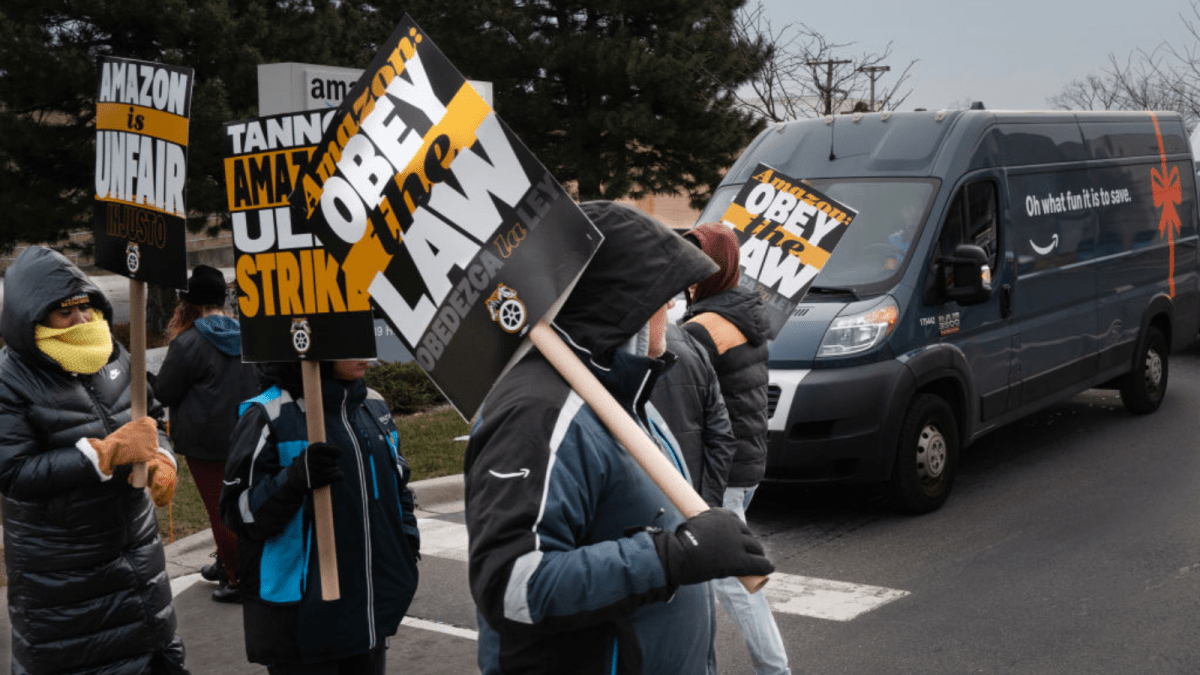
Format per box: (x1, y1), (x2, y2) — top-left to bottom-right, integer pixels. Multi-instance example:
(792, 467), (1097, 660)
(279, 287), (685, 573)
(219, 358), (419, 674)
(465, 201), (775, 675)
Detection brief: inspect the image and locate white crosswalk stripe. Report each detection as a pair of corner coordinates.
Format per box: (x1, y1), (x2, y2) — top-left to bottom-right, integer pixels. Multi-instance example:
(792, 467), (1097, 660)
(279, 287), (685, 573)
(413, 518), (910, 622)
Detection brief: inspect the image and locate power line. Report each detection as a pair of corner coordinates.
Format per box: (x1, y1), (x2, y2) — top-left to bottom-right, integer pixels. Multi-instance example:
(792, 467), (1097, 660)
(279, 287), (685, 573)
(859, 65), (891, 111)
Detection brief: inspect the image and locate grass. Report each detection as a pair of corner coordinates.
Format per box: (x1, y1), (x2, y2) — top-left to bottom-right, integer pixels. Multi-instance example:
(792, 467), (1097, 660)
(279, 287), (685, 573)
(156, 405), (470, 543)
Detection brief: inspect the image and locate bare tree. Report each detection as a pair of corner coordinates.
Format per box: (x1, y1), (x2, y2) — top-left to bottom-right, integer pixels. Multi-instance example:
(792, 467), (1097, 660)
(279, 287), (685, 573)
(726, 2), (917, 122)
(1049, 2), (1200, 129)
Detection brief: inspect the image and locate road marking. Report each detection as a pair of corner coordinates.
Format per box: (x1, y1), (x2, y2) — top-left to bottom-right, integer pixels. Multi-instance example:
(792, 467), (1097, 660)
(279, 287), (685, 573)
(761, 572), (909, 621)
(401, 616), (479, 640)
(418, 517), (470, 562)
(415, 519), (910, 621)
(171, 572), (202, 596)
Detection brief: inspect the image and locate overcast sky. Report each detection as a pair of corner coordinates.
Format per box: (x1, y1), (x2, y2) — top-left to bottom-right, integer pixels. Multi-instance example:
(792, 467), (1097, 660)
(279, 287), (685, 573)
(754, 0), (1199, 112)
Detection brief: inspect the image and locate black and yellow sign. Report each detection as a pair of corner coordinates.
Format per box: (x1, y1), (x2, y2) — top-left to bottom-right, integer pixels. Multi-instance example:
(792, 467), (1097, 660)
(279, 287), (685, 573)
(289, 15), (601, 418)
(223, 109), (378, 361)
(720, 163), (857, 337)
(93, 56), (194, 288)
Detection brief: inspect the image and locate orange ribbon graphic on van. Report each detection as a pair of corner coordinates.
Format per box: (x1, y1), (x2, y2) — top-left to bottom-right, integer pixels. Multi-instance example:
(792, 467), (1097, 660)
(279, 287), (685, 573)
(1150, 112), (1180, 297)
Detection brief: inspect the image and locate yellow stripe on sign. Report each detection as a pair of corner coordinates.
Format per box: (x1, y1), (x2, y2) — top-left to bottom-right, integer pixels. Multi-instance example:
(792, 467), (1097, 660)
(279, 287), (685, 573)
(724, 203), (831, 268)
(224, 149), (314, 212)
(722, 203), (755, 232)
(96, 103), (189, 147)
(95, 194), (181, 217)
(341, 83), (493, 305)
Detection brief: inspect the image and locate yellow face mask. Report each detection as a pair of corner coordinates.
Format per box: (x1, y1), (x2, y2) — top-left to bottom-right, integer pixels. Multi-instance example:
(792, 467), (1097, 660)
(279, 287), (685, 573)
(36, 313), (114, 374)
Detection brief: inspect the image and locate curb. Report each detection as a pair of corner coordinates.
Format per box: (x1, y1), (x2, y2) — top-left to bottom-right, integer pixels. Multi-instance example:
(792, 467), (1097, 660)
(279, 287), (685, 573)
(162, 473), (465, 578)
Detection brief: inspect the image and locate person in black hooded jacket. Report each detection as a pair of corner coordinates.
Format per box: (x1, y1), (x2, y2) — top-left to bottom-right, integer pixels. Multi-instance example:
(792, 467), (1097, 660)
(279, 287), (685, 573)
(466, 202), (774, 675)
(0, 246), (188, 675)
(155, 264), (260, 603)
(682, 222), (790, 675)
(220, 358), (419, 674)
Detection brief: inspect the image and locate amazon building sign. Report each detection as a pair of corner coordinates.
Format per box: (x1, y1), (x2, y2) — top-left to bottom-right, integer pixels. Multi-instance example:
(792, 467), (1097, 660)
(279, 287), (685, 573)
(288, 16), (600, 417)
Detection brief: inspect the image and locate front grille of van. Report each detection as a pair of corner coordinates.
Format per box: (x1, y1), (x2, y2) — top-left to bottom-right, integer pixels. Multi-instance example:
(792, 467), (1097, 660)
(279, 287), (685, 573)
(767, 384), (781, 419)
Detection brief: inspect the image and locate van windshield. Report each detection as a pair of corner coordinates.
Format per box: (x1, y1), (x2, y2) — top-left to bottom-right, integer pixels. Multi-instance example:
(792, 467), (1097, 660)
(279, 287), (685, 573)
(803, 178), (937, 292)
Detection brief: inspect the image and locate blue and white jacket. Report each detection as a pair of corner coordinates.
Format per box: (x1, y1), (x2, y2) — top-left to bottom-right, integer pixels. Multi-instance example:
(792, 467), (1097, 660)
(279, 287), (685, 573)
(219, 367), (419, 665)
(465, 201), (723, 675)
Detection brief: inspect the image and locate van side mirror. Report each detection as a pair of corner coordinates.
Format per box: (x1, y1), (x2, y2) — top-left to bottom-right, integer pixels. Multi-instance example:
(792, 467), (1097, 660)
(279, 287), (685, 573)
(941, 244), (992, 306)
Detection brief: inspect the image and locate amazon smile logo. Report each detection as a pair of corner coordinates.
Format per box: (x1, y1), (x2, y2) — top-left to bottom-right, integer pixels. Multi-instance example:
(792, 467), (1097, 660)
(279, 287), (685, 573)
(488, 468), (530, 479)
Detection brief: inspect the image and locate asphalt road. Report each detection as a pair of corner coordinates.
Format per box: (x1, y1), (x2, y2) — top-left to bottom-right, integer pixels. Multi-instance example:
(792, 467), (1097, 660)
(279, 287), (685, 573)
(367, 341), (1200, 674)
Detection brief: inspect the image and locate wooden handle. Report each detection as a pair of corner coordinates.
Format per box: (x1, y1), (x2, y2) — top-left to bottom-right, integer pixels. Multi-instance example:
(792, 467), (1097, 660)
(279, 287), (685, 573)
(129, 280), (148, 489)
(302, 360), (340, 601)
(529, 320), (768, 593)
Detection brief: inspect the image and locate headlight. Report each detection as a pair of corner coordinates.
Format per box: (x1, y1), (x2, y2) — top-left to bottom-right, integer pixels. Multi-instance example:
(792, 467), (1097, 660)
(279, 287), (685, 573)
(816, 296), (899, 358)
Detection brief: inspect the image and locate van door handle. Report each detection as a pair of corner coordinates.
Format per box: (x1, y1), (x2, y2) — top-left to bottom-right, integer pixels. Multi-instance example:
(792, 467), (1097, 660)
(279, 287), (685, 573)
(1001, 283), (1012, 319)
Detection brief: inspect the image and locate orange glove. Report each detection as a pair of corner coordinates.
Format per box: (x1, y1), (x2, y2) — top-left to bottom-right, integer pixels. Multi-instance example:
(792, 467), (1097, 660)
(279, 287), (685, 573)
(85, 417), (159, 476)
(144, 449), (177, 507)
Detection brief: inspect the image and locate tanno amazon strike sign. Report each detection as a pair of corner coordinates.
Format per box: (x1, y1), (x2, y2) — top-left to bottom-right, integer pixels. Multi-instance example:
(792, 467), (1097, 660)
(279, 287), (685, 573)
(289, 16), (601, 417)
(93, 56), (194, 289)
(719, 164), (857, 337)
(223, 109), (379, 361)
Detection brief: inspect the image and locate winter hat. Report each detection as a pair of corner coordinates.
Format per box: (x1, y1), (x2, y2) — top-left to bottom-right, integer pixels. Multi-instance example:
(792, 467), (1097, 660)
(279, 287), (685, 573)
(179, 265), (227, 306)
(684, 222), (741, 304)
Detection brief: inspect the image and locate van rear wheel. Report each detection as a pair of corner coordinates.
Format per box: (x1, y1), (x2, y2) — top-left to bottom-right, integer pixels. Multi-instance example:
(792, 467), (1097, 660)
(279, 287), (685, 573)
(1119, 326), (1168, 414)
(889, 394), (958, 514)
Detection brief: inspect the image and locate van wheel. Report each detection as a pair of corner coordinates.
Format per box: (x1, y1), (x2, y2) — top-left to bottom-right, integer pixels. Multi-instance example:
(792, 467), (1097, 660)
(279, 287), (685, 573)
(889, 394), (958, 514)
(1119, 326), (1168, 414)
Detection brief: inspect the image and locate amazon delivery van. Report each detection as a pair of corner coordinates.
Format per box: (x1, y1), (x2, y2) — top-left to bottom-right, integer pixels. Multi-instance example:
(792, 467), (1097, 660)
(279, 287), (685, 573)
(696, 109), (1200, 513)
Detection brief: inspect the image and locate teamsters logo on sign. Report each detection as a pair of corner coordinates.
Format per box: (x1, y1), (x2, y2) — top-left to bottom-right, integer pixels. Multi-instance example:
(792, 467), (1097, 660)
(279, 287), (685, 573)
(719, 163), (857, 337)
(223, 109), (377, 361)
(289, 15), (601, 418)
(93, 56), (194, 289)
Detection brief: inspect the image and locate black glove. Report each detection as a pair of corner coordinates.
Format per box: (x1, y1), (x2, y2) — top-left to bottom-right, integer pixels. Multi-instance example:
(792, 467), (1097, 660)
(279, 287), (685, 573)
(287, 442), (344, 491)
(651, 508), (775, 587)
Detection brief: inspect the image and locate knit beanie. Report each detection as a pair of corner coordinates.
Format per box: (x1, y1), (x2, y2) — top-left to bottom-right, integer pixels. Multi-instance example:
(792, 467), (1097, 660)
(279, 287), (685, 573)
(35, 312), (113, 374)
(684, 222), (741, 303)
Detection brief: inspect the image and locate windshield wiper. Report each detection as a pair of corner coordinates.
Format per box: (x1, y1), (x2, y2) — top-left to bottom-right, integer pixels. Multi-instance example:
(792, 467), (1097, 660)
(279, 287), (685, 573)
(806, 285), (860, 301)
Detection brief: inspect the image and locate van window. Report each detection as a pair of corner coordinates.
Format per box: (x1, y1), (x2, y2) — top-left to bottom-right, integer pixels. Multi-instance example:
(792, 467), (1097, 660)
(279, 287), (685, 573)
(928, 180), (999, 299)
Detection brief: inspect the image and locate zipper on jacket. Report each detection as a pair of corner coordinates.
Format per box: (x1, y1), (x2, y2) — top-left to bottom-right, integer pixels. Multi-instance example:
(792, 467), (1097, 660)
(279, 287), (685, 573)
(340, 391), (376, 648)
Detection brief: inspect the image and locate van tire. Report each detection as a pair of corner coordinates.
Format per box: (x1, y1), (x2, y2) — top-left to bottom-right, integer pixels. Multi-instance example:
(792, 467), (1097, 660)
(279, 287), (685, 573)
(1119, 326), (1168, 414)
(889, 394), (958, 514)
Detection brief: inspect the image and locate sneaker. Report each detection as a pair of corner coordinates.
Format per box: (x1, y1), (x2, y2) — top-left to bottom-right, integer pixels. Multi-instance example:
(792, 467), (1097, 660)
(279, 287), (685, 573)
(211, 580), (242, 604)
(201, 555), (227, 583)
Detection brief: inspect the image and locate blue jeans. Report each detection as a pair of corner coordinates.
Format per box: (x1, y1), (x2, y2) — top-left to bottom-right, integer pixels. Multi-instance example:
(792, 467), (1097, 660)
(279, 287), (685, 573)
(712, 486), (791, 675)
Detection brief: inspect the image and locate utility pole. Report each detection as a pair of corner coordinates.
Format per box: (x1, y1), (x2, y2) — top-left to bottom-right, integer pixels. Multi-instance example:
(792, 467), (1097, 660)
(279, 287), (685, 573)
(806, 58), (851, 115)
(859, 64), (891, 111)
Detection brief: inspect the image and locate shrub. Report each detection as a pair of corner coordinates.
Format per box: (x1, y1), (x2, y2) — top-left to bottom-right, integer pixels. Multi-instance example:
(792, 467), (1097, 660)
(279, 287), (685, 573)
(364, 361), (446, 415)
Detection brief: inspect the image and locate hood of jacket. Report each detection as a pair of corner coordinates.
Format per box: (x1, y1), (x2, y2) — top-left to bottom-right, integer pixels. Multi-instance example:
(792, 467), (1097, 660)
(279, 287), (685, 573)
(684, 286), (770, 348)
(194, 314), (243, 357)
(0, 246), (115, 369)
(553, 201), (718, 367)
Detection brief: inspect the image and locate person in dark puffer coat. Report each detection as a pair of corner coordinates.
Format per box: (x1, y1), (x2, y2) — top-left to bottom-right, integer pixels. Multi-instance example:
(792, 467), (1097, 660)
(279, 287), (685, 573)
(0, 245), (188, 675)
(682, 222), (789, 675)
(155, 264), (260, 603)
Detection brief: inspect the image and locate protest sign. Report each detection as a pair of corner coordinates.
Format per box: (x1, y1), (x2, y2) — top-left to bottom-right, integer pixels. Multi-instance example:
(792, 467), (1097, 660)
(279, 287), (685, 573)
(94, 55), (194, 487)
(718, 163), (857, 337)
(288, 15), (602, 419)
(224, 109), (378, 361)
(94, 56), (194, 289)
